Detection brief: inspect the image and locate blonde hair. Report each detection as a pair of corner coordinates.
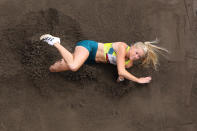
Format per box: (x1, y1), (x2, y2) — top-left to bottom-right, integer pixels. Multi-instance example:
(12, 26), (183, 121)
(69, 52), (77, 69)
(133, 39), (169, 70)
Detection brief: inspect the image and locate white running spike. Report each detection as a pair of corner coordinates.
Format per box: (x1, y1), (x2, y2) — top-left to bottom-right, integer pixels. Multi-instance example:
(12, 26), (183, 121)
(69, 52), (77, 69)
(40, 34), (60, 46)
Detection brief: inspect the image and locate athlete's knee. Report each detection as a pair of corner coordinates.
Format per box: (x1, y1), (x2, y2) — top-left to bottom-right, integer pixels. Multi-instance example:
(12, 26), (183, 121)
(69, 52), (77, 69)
(68, 64), (80, 72)
(49, 65), (56, 72)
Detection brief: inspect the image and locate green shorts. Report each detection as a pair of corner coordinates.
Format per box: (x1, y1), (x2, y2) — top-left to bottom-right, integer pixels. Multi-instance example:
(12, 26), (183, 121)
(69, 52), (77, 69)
(76, 40), (98, 64)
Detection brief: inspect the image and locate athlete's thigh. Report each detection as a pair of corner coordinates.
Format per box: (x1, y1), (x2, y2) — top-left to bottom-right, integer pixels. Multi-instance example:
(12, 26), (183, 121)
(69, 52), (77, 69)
(73, 46), (89, 67)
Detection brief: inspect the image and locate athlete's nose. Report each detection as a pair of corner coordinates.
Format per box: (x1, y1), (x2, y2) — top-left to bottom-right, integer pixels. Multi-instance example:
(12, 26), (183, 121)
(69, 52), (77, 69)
(135, 55), (139, 59)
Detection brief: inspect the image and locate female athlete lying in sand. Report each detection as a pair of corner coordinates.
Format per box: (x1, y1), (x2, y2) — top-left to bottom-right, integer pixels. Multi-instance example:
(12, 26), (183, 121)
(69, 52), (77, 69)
(40, 34), (168, 84)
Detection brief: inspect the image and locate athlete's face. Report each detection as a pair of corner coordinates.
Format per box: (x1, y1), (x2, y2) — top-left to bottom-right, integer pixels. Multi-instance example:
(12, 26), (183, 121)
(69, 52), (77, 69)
(129, 46), (145, 61)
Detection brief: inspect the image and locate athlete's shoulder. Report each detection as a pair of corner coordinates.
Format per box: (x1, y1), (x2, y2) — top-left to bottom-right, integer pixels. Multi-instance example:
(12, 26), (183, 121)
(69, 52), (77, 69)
(112, 42), (127, 53)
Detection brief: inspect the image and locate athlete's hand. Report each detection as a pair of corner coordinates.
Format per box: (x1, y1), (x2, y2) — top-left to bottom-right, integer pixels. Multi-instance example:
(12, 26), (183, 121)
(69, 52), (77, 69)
(137, 76), (152, 84)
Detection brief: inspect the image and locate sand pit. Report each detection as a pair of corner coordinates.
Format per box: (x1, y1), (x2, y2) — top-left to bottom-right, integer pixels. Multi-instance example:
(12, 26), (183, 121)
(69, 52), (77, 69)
(0, 0), (197, 131)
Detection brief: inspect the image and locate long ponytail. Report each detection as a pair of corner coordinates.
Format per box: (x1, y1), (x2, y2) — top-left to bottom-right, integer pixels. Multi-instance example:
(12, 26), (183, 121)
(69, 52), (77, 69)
(134, 39), (169, 70)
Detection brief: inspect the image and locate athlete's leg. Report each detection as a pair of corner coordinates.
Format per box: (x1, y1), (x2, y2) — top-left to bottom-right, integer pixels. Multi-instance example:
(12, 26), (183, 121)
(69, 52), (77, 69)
(40, 34), (89, 72)
(71, 46), (90, 71)
(54, 43), (89, 72)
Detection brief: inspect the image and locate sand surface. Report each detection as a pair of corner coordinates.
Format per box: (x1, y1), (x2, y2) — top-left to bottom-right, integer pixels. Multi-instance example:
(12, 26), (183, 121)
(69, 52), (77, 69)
(0, 0), (197, 130)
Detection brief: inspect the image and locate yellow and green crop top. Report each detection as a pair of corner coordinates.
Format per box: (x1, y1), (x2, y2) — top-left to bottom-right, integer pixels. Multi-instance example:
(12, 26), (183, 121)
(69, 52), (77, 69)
(103, 43), (131, 65)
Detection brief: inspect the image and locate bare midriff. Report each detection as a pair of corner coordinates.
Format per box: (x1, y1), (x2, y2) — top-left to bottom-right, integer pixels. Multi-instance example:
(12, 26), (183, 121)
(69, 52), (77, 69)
(95, 42), (107, 63)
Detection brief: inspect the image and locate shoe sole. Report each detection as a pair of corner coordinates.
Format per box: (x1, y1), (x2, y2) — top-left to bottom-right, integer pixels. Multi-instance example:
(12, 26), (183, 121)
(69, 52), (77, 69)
(40, 34), (53, 41)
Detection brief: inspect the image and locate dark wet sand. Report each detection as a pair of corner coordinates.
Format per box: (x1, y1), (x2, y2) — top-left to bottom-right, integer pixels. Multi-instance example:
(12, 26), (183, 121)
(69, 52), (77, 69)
(0, 0), (197, 130)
